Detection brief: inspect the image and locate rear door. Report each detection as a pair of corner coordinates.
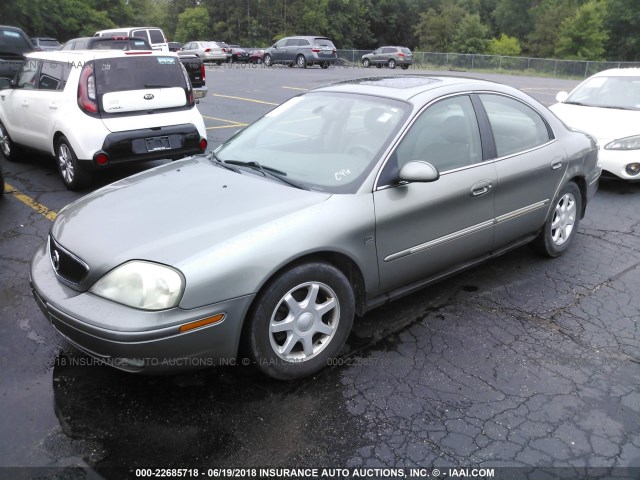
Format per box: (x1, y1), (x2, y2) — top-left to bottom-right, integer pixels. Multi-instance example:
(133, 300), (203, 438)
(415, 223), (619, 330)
(95, 55), (190, 132)
(312, 37), (336, 61)
(477, 93), (565, 248)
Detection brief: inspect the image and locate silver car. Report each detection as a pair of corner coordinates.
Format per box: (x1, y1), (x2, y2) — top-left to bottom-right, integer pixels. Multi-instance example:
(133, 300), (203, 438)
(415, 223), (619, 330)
(180, 40), (227, 64)
(30, 76), (601, 380)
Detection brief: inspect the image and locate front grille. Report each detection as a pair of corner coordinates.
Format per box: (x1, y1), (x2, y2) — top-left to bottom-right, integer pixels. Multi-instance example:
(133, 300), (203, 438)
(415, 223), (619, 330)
(49, 236), (90, 287)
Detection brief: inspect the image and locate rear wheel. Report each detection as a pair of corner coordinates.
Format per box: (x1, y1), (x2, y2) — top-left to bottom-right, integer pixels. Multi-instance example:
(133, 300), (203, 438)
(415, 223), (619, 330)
(401, 64), (409, 70)
(56, 137), (90, 191)
(296, 54), (307, 68)
(263, 54), (272, 67)
(531, 182), (581, 257)
(388, 58), (397, 69)
(321, 62), (330, 69)
(0, 122), (22, 162)
(245, 262), (355, 380)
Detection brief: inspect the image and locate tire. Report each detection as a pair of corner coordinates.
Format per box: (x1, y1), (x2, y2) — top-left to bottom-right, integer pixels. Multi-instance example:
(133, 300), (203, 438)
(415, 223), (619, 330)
(0, 121), (22, 162)
(531, 182), (582, 257)
(401, 65), (409, 70)
(245, 262), (355, 380)
(56, 137), (90, 191)
(321, 62), (330, 69)
(263, 54), (272, 67)
(296, 54), (306, 69)
(362, 58), (370, 68)
(388, 58), (397, 69)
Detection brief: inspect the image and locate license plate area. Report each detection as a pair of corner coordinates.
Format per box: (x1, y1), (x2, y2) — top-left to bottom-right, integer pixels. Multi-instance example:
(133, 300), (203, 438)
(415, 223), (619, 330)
(145, 136), (171, 152)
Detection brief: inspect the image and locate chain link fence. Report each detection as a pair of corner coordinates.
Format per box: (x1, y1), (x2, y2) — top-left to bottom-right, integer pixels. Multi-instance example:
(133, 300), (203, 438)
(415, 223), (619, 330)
(337, 50), (640, 78)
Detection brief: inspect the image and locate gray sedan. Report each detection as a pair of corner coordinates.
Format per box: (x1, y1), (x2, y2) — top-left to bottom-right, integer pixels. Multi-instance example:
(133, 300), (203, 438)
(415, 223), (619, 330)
(30, 76), (601, 380)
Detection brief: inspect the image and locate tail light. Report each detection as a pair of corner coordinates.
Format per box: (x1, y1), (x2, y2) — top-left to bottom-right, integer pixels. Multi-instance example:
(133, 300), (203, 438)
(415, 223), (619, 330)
(180, 63), (195, 107)
(204, 48), (211, 53)
(200, 63), (206, 84)
(199, 138), (208, 151)
(77, 62), (98, 115)
(312, 47), (321, 53)
(398, 53), (405, 57)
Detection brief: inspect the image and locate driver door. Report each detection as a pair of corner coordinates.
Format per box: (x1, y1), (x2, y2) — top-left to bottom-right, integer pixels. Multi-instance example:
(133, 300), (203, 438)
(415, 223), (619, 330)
(373, 94), (497, 293)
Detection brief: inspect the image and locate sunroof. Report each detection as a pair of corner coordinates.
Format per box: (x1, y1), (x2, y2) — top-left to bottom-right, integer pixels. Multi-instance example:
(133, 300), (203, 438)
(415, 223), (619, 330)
(356, 76), (441, 88)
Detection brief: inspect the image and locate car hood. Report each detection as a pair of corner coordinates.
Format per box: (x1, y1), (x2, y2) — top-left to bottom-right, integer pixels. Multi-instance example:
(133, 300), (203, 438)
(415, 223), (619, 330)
(51, 157), (331, 287)
(550, 103), (640, 142)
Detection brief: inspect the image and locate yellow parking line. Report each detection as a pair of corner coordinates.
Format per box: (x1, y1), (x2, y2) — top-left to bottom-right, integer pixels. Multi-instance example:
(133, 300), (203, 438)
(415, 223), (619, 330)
(211, 94), (278, 106)
(201, 115), (248, 126)
(4, 183), (57, 221)
(282, 86), (308, 91)
(206, 125), (247, 130)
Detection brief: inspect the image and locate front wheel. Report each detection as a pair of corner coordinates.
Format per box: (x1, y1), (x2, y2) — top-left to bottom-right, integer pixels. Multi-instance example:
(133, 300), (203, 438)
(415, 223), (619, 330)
(245, 262), (355, 380)
(263, 54), (272, 67)
(56, 137), (90, 190)
(531, 182), (582, 257)
(362, 58), (370, 68)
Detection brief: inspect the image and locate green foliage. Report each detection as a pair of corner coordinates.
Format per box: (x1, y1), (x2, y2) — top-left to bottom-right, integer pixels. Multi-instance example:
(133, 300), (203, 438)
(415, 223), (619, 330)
(414, 4), (466, 52)
(487, 34), (521, 56)
(605, 0), (640, 61)
(453, 14), (489, 54)
(493, 0), (532, 40)
(174, 6), (211, 42)
(527, 0), (578, 58)
(554, 0), (607, 60)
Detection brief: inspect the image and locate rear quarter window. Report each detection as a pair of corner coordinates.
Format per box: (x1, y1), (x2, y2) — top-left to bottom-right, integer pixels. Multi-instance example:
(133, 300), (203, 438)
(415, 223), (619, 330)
(148, 30), (165, 44)
(0, 29), (32, 55)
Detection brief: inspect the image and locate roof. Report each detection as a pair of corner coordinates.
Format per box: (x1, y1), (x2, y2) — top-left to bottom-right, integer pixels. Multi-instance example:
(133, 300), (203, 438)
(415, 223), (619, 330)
(592, 68), (640, 77)
(314, 75), (502, 101)
(25, 50), (176, 61)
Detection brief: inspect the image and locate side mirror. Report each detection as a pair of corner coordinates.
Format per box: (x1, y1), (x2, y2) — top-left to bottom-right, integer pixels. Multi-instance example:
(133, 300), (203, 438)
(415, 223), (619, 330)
(556, 91), (569, 103)
(0, 77), (14, 90)
(398, 161), (439, 183)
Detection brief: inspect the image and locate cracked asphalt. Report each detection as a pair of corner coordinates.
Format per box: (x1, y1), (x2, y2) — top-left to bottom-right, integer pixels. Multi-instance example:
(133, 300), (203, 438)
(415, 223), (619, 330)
(0, 66), (638, 479)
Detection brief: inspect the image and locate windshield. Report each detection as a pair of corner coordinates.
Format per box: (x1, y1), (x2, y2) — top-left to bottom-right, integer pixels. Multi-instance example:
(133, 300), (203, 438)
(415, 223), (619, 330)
(565, 75), (640, 110)
(215, 92), (409, 193)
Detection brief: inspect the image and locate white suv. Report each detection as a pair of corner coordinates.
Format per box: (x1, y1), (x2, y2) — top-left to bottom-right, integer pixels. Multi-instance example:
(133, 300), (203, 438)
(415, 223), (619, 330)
(0, 50), (207, 189)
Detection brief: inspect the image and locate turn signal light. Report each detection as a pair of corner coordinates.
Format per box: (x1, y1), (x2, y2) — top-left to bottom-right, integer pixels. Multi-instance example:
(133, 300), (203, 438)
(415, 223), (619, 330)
(199, 138), (208, 151)
(179, 313), (225, 332)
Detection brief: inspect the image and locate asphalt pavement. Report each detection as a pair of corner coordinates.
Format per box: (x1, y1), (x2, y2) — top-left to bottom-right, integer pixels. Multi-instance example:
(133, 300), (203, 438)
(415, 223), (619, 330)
(1, 65), (639, 479)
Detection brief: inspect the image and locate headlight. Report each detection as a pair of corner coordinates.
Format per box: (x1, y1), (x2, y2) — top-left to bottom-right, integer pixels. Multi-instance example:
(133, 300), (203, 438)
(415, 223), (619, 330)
(90, 261), (184, 310)
(604, 135), (640, 150)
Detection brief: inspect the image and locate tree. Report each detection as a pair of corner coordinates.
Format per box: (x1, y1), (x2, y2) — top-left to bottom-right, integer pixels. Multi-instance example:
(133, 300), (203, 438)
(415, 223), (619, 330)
(493, 0), (533, 41)
(174, 6), (212, 43)
(604, 0), (640, 61)
(414, 4), (466, 52)
(453, 13), (490, 53)
(554, 0), (607, 60)
(487, 34), (522, 56)
(527, 0), (578, 58)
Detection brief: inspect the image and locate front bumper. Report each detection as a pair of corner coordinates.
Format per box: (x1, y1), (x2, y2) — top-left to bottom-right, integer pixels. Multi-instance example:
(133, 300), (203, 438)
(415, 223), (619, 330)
(598, 148), (640, 181)
(30, 243), (254, 374)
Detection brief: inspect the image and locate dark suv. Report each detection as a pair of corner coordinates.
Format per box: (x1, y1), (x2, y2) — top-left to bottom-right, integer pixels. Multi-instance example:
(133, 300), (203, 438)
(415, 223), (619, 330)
(0, 25), (35, 79)
(31, 37), (61, 51)
(263, 36), (336, 69)
(60, 36), (151, 51)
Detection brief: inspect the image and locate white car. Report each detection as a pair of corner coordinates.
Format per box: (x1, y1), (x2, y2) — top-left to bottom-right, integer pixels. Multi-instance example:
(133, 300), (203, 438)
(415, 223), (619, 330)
(0, 50), (208, 189)
(550, 68), (640, 181)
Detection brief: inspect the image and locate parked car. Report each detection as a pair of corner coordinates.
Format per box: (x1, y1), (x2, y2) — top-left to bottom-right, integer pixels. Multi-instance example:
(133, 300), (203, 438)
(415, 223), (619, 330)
(31, 37), (61, 51)
(0, 50), (207, 189)
(60, 36), (207, 100)
(168, 42), (182, 52)
(362, 46), (413, 69)
(248, 48), (265, 64)
(228, 45), (250, 63)
(30, 76), (600, 381)
(214, 41), (233, 62)
(94, 27), (169, 51)
(263, 36), (337, 68)
(0, 25), (35, 79)
(60, 36), (151, 51)
(550, 68), (640, 181)
(180, 41), (227, 64)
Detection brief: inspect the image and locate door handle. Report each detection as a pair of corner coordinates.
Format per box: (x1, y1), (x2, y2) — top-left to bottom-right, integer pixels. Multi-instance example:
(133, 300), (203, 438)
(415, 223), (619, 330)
(49, 101), (59, 110)
(551, 157), (563, 170)
(471, 181), (493, 197)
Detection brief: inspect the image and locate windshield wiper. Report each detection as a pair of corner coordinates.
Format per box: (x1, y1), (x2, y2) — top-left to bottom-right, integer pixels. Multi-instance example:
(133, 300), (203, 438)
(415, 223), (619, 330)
(208, 151), (242, 173)
(224, 160), (309, 190)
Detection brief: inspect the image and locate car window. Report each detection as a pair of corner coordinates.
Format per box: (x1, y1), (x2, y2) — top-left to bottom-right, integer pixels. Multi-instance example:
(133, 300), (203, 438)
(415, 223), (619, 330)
(285, 39), (299, 47)
(401, 48), (412, 54)
(297, 39), (311, 47)
(0, 29), (32, 55)
(216, 92), (409, 194)
(16, 60), (39, 89)
(132, 30), (149, 42)
(566, 75), (640, 110)
(313, 38), (335, 48)
(479, 94), (551, 158)
(149, 29), (165, 43)
(38, 61), (70, 90)
(95, 56), (186, 94)
(382, 95), (482, 183)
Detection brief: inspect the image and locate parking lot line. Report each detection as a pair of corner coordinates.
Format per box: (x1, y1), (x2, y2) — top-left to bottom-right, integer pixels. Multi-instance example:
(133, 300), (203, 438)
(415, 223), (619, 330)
(282, 86), (308, 91)
(4, 183), (57, 221)
(211, 94), (279, 106)
(202, 115), (248, 130)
